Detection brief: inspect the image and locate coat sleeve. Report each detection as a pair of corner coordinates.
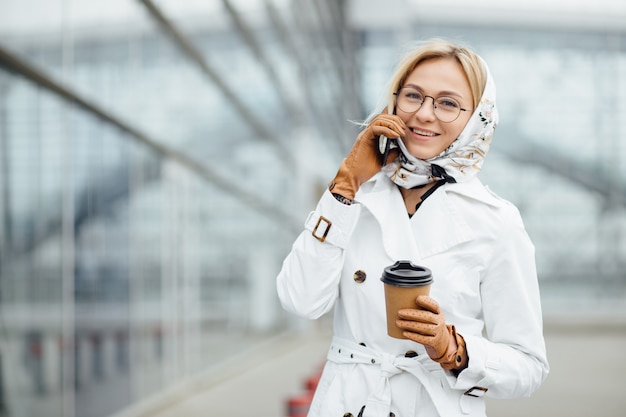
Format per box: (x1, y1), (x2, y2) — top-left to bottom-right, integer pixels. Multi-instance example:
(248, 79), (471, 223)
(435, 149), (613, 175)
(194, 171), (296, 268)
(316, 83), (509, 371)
(276, 189), (362, 319)
(446, 204), (550, 398)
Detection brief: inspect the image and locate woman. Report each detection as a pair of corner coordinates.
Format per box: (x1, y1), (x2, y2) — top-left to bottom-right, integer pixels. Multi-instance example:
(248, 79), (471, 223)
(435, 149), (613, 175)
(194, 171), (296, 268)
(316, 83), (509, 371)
(276, 39), (549, 417)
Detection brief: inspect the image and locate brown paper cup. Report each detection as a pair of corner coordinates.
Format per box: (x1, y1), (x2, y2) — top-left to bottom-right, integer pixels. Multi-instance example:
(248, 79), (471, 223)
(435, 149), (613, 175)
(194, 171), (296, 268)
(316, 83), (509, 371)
(380, 260), (433, 339)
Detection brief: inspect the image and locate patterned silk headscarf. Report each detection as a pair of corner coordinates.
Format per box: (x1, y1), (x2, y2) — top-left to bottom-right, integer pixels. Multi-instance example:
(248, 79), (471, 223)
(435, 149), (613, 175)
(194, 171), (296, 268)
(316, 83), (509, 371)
(382, 60), (498, 188)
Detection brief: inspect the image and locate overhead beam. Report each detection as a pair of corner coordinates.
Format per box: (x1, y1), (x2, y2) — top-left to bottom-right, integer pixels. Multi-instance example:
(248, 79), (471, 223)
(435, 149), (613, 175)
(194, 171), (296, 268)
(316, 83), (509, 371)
(137, 0), (295, 168)
(264, 0), (349, 154)
(289, 1), (351, 152)
(220, 0), (304, 126)
(0, 43), (301, 234)
(495, 128), (626, 208)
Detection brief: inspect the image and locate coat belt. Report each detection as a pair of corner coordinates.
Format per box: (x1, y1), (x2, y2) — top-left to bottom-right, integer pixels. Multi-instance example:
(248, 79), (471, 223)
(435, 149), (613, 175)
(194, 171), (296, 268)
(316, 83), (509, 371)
(327, 336), (464, 417)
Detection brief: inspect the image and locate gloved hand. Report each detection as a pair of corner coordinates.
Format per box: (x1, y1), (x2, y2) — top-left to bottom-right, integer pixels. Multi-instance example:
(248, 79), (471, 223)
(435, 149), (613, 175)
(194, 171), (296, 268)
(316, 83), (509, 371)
(329, 111), (406, 201)
(396, 295), (467, 371)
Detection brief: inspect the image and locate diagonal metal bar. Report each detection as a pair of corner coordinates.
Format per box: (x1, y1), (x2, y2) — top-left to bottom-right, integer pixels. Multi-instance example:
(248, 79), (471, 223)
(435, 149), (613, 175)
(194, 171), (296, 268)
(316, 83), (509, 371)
(494, 126), (626, 208)
(311, 0), (362, 148)
(265, 0), (348, 155)
(0, 43), (301, 234)
(302, 0), (346, 86)
(311, 0), (344, 57)
(322, 0), (346, 31)
(264, 1), (302, 66)
(291, 2), (347, 125)
(221, 0), (304, 126)
(266, 0), (349, 154)
(137, 0), (294, 167)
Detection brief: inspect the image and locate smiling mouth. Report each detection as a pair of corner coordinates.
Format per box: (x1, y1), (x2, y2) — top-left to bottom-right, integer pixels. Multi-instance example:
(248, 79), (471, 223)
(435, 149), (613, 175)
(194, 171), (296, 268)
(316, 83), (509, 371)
(411, 127), (438, 137)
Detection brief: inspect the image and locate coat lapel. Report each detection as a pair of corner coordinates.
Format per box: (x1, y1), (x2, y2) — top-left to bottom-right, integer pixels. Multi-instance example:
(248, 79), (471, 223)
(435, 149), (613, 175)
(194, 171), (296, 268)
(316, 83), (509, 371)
(357, 174), (420, 261)
(357, 174), (487, 261)
(409, 185), (474, 259)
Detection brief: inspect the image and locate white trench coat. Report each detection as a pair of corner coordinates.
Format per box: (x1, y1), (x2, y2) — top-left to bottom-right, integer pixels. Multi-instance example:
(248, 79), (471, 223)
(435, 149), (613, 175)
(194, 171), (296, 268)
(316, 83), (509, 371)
(277, 173), (549, 417)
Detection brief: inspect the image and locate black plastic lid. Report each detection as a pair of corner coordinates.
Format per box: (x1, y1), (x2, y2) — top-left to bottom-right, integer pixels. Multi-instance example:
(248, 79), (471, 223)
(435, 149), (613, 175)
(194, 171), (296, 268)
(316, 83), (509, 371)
(380, 260), (433, 287)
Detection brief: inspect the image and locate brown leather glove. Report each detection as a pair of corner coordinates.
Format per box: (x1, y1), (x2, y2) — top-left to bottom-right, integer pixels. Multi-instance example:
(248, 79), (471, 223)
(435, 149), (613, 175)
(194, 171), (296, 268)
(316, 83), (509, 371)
(329, 112), (405, 201)
(396, 295), (468, 371)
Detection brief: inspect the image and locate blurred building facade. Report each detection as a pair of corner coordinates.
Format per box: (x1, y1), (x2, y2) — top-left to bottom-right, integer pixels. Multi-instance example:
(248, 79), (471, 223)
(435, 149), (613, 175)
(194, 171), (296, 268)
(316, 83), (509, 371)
(0, 1), (624, 417)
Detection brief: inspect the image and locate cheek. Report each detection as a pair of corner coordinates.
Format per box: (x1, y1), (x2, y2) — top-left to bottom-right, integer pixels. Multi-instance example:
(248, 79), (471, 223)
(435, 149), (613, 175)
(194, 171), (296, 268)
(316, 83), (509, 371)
(398, 111), (412, 126)
(437, 132), (458, 154)
(442, 132), (460, 149)
(445, 119), (470, 144)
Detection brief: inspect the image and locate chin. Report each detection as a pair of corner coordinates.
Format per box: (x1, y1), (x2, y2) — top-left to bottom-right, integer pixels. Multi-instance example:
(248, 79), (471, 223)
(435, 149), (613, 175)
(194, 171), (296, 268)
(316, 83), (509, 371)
(406, 142), (449, 160)
(407, 149), (438, 160)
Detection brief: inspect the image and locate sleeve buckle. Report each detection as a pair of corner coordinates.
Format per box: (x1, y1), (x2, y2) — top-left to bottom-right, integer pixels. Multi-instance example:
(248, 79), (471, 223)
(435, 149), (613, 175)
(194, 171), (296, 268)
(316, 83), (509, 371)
(312, 216), (332, 242)
(464, 387), (488, 397)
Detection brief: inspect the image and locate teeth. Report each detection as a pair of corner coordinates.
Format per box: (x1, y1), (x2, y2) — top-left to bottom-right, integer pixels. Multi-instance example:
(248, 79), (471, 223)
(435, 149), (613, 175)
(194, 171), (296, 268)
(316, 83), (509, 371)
(412, 128), (437, 136)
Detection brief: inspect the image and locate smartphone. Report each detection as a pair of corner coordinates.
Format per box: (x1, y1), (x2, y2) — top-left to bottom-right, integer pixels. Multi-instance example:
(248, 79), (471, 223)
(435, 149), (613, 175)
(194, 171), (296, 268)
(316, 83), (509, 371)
(379, 135), (398, 165)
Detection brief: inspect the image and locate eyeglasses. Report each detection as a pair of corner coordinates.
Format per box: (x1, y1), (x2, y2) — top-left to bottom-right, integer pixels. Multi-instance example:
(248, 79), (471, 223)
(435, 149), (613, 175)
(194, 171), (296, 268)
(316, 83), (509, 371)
(394, 87), (469, 123)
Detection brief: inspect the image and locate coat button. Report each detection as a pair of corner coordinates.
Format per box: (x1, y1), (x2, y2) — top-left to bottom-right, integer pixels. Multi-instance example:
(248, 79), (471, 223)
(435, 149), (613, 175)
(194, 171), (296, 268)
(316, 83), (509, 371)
(353, 270), (366, 283)
(404, 350), (418, 358)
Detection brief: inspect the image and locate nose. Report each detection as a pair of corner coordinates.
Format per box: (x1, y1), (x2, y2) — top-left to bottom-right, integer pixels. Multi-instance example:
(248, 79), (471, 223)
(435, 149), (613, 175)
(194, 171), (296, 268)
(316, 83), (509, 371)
(415, 96), (437, 121)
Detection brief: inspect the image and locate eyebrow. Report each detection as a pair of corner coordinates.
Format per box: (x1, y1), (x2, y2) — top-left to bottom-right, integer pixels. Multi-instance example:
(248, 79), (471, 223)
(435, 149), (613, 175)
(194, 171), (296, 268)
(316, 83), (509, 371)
(403, 83), (465, 99)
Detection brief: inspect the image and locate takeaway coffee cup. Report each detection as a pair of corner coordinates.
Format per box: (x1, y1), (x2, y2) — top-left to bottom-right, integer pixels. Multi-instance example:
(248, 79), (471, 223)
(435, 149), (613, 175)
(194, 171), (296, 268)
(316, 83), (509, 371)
(380, 260), (433, 339)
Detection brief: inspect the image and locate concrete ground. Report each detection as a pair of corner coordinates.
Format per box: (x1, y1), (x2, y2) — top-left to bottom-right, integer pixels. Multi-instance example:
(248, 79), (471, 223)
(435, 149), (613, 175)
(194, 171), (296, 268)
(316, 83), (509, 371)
(130, 319), (626, 417)
(486, 324), (626, 417)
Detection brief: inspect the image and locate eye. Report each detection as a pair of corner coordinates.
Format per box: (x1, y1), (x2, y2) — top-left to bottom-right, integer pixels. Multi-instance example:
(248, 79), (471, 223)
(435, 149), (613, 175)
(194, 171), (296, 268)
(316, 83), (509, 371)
(403, 89), (423, 102)
(436, 97), (461, 110)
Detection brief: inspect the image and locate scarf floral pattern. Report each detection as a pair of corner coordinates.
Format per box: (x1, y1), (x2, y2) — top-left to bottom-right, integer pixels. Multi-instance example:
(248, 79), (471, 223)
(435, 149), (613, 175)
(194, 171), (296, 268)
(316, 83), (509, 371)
(382, 61), (498, 188)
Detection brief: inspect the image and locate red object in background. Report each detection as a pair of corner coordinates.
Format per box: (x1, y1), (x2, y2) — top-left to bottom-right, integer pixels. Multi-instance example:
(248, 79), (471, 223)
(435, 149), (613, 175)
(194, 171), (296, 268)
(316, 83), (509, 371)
(287, 391), (315, 417)
(285, 364), (323, 417)
(304, 370), (321, 393)
(29, 339), (42, 358)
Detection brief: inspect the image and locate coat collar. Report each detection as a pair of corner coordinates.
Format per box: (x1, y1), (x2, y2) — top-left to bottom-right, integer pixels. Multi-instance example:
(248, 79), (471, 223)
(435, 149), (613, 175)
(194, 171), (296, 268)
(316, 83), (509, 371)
(356, 173), (499, 260)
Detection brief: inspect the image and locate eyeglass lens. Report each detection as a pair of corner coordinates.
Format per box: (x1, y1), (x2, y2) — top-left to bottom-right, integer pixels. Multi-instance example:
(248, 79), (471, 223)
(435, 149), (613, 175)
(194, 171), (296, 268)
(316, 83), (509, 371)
(396, 87), (463, 122)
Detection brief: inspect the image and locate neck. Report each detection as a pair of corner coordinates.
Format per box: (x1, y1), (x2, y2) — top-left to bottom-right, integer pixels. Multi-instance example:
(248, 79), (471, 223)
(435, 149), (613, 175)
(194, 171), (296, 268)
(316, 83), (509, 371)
(399, 182), (438, 216)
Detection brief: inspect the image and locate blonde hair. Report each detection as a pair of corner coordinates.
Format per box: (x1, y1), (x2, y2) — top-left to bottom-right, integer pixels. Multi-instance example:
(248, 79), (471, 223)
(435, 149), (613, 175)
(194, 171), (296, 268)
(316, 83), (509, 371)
(380, 39), (487, 117)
